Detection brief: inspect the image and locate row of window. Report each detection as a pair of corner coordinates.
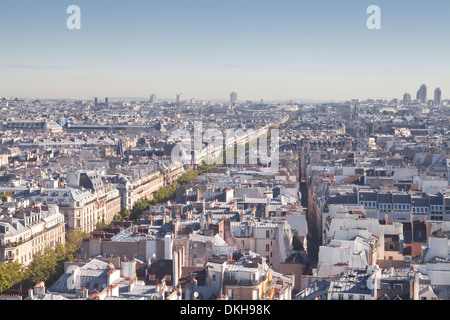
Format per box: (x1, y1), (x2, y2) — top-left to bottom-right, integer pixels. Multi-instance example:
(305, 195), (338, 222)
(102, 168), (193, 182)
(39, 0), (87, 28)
(381, 283), (403, 290)
(361, 202), (411, 210)
(361, 202), (445, 213)
(337, 294), (366, 300)
(226, 288), (260, 300)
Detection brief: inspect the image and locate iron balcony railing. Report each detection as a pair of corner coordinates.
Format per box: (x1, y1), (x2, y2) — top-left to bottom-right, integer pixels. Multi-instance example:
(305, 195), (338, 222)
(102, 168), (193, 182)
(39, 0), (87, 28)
(223, 275), (267, 287)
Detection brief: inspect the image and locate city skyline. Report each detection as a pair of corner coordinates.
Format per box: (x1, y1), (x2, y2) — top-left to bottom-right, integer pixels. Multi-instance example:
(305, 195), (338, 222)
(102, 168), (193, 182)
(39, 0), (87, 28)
(0, 0), (449, 101)
(1, 84), (446, 104)
(1, 0), (450, 306)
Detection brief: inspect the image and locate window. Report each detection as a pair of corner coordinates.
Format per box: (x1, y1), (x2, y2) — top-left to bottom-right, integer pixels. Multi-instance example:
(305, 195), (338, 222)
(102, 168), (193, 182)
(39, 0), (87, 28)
(266, 244), (270, 251)
(338, 294), (344, 300)
(381, 283), (390, 290)
(348, 295), (354, 300)
(393, 284), (402, 291)
(228, 289), (235, 300)
(359, 295), (365, 300)
(266, 230), (270, 238)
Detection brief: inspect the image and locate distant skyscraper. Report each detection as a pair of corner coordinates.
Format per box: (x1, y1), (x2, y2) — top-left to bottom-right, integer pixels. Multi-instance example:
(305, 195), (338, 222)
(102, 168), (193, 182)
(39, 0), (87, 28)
(403, 92), (411, 104)
(434, 87), (442, 106)
(416, 84), (427, 103)
(230, 92), (237, 104)
(176, 93), (182, 104)
(150, 94), (157, 103)
(94, 97), (108, 107)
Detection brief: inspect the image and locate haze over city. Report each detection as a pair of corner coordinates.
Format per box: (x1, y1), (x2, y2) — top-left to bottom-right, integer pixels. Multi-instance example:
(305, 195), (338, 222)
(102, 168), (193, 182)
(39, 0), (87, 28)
(0, 0), (449, 101)
(0, 0), (449, 307)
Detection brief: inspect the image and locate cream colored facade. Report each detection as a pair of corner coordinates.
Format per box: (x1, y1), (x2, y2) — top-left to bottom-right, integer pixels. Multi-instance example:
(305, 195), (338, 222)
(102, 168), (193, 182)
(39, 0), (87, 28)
(119, 173), (164, 210)
(60, 187), (121, 233)
(0, 204), (65, 265)
(230, 220), (293, 270)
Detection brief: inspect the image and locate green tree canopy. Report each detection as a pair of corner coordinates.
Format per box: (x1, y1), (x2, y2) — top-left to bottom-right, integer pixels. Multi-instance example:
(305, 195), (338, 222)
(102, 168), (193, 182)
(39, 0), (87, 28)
(0, 262), (23, 293)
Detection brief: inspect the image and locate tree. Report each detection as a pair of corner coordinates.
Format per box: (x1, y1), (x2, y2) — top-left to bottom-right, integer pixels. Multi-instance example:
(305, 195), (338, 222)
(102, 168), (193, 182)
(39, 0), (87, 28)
(65, 229), (91, 257)
(178, 170), (198, 185)
(95, 221), (108, 232)
(0, 230), (92, 294)
(117, 206), (130, 220)
(22, 248), (58, 288)
(0, 262), (23, 293)
(130, 198), (150, 222)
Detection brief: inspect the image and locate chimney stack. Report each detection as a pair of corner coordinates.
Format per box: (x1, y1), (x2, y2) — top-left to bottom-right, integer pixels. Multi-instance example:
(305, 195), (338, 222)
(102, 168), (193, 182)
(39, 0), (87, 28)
(27, 288), (34, 300)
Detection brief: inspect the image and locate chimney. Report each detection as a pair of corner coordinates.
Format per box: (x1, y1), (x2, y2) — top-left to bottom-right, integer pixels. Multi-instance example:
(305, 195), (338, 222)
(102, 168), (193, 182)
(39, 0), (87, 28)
(177, 285), (182, 300)
(27, 288), (34, 300)
(178, 249), (182, 284)
(128, 279), (135, 293)
(181, 245), (185, 268)
(172, 250), (179, 288)
(33, 281), (46, 297)
(76, 287), (89, 299)
(413, 270), (420, 300)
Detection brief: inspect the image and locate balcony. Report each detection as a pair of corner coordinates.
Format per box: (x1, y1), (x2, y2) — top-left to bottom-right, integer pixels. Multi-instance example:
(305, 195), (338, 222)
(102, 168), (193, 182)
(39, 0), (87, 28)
(0, 223), (63, 248)
(223, 275), (267, 287)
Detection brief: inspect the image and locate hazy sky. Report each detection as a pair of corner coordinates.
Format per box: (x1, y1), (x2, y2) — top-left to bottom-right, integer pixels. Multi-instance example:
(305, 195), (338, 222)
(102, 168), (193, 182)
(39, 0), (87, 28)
(0, 0), (449, 101)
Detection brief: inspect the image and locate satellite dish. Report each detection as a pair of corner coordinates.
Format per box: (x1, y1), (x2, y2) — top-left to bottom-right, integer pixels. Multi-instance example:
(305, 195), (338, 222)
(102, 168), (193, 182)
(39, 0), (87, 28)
(193, 292), (199, 299)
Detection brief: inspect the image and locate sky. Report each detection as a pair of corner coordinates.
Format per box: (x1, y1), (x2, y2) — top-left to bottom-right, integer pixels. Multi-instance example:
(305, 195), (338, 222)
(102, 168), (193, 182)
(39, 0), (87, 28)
(0, 0), (449, 102)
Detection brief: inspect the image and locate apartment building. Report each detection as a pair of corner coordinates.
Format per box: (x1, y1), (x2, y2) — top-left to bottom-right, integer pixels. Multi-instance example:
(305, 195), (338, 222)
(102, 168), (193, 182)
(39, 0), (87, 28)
(14, 171), (122, 233)
(328, 189), (448, 222)
(117, 168), (164, 210)
(205, 253), (273, 300)
(0, 203), (65, 264)
(223, 219), (293, 271)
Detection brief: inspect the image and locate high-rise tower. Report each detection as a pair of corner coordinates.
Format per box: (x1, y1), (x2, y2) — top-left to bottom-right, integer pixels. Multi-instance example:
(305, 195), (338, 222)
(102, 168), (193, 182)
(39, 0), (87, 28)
(434, 88), (442, 106)
(416, 84), (427, 103)
(230, 92), (237, 104)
